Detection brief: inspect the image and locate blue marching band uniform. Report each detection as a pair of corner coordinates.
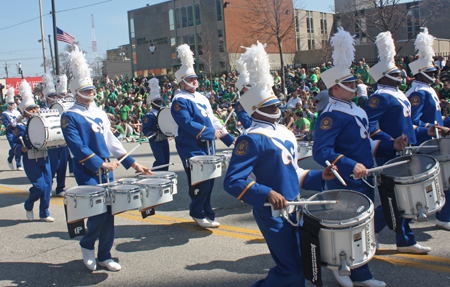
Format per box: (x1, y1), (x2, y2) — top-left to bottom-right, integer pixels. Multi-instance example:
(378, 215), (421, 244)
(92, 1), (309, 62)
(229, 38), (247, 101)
(142, 108), (170, 170)
(2, 107), (22, 170)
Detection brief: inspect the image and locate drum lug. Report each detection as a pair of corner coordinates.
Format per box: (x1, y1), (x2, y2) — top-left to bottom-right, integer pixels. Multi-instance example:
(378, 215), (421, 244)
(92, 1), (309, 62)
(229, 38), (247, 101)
(128, 192), (131, 203)
(201, 163), (203, 171)
(90, 197), (94, 208)
(146, 188), (149, 198)
(338, 251), (351, 276)
(416, 202), (428, 222)
(74, 195), (77, 208)
(112, 193), (116, 203)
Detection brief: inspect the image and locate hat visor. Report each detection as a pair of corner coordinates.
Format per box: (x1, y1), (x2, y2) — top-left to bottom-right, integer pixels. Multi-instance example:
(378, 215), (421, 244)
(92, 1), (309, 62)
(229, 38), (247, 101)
(387, 68), (401, 74)
(184, 74), (197, 79)
(79, 85), (96, 91)
(341, 75), (357, 82)
(424, 67), (437, 72)
(260, 98), (281, 108)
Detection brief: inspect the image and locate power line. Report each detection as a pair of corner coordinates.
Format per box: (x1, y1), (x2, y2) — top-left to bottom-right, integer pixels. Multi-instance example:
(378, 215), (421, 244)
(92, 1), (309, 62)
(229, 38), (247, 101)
(0, 48), (42, 54)
(0, 0), (113, 31)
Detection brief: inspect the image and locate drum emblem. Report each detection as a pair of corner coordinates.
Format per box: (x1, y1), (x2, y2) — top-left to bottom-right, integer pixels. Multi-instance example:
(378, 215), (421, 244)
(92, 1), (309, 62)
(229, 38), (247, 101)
(235, 140), (249, 156)
(411, 96), (420, 106)
(174, 102), (181, 112)
(237, 104), (243, 112)
(61, 117), (69, 128)
(144, 117), (149, 123)
(320, 117), (333, 130)
(368, 97), (379, 108)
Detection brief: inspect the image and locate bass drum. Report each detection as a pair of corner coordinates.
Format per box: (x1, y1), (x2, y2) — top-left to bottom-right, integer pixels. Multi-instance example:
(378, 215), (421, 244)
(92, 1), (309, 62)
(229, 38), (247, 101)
(27, 114), (66, 150)
(157, 108), (178, 137)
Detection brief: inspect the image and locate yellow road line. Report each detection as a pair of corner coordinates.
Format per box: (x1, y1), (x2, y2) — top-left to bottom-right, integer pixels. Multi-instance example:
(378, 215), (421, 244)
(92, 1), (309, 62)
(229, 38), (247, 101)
(373, 256), (450, 274)
(377, 249), (450, 265)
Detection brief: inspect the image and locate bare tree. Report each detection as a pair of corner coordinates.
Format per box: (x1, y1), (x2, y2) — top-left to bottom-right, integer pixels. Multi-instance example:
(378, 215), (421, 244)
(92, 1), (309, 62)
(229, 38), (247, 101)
(198, 23), (218, 79)
(239, 0), (297, 93)
(313, 38), (333, 64)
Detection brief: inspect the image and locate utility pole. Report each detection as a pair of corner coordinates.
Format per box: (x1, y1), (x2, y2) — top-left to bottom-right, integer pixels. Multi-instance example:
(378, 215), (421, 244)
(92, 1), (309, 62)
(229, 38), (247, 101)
(4, 62), (8, 78)
(48, 35), (55, 74)
(51, 0), (59, 75)
(39, 0), (47, 73)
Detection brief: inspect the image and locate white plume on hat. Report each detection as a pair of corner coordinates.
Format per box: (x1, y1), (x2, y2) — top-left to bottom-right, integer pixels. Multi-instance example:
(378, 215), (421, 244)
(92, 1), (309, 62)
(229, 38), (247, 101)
(42, 72), (56, 97)
(239, 41), (279, 116)
(370, 31), (400, 82)
(6, 87), (15, 104)
(18, 79), (37, 113)
(409, 27), (437, 76)
(175, 44), (196, 82)
(320, 27), (357, 91)
(148, 77), (161, 103)
(68, 45), (94, 95)
(235, 57), (250, 92)
(57, 74), (68, 95)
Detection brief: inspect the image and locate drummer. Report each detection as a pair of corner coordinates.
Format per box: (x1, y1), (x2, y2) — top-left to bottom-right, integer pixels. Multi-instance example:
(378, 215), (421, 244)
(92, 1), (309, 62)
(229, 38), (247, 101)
(171, 44), (235, 228)
(42, 72), (68, 197)
(12, 80), (54, 222)
(142, 77), (170, 170)
(61, 45), (150, 272)
(2, 87), (22, 171)
(313, 28), (407, 287)
(235, 56), (253, 129)
(224, 41), (337, 287)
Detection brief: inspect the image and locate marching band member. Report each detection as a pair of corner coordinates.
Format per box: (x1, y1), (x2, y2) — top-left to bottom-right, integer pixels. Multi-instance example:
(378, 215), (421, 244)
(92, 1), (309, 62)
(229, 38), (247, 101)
(235, 57), (253, 129)
(57, 74), (74, 178)
(12, 80), (53, 222)
(314, 28), (407, 287)
(224, 41), (336, 287)
(61, 45), (149, 271)
(2, 87), (22, 171)
(42, 72), (68, 196)
(142, 77), (170, 170)
(171, 44), (235, 228)
(365, 31), (436, 254)
(406, 28), (450, 230)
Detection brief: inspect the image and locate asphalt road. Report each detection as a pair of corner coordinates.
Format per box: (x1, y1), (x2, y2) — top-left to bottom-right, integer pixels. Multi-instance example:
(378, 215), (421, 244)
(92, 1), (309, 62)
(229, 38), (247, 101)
(1, 137), (450, 287)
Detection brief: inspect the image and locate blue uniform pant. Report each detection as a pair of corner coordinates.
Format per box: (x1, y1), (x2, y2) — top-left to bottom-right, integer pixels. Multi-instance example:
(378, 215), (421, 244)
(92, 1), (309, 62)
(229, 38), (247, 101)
(6, 134), (21, 168)
(436, 190), (450, 222)
(75, 167), (115, 262)
(252, 207), (305, 287)
(48, 146), (69, 194)
(185, 168), (215, 220)
(149, 140), (170, 171)
(23, 155), (52, 218)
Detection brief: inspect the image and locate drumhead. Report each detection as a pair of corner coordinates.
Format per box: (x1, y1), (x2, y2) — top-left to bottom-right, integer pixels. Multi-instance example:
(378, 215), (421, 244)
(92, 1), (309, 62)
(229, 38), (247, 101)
(136, 178), (172, 188)
(27, 116), (46, 149)
(419, 138), (450, 160)
(305, 190), (371, 222)
(189, 155), (222, 163)
(138, 171), (177, 180)
(157, 108), (177, 137)
(117, 178), (138, 184)
(110, 184), (140, 193)
(383, 155), (437, 178)
(66, 186), (105, 196)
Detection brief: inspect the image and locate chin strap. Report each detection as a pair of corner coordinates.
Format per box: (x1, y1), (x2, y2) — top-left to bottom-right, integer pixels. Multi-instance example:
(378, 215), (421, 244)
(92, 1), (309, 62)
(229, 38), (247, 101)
(183, 79), (198, 90)
(76, 91), (95, 100)
(151, 100), (162, 109)
(338, 82), (357, 93)
(255, 108), (281, 119)
(420, 71), (436, 83)
(46, 95), (58, 103)
(385, 74), (403, 82)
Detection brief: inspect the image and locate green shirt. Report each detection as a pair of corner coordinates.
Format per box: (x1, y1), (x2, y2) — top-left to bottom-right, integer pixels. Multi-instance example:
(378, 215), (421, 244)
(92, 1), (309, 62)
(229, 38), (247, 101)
(306, 112), (318, 130)
(227, 119), (237, 132)
(294, 118), (310, 130)
(306, 74), (317, 83)
(114, 125), (125, 135)
(119, 105), (130, 121)
(106, 106), (116, 115)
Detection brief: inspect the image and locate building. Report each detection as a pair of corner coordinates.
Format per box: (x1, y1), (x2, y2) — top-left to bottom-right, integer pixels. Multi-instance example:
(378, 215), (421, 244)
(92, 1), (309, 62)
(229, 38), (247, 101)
(102, 45), (132, 78)
(127, 0), (296, 78)
(295, 10), (334, 51)
(106, 45), (131, 61)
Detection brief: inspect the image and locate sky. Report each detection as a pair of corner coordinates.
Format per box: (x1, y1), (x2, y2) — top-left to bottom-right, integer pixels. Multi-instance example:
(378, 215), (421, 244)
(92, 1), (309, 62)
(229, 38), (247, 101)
(0, 0), (335, 78)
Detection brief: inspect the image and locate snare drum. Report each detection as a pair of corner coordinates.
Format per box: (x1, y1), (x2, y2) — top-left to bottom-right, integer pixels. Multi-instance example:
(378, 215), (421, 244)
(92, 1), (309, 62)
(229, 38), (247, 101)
(50, 101), (75, 114)
(138, 171), (178, 194)
(216, 150), (232, 171)
(297, 141), (313, 160)
(64, 186), (107, 223)
(27, 114), (66, 150)
(189, 155), (223, 185)
(117, 178), (138, 185)
(303, 190), (376, 271)
(157, 108), (177, 137)
(110, 185), (142, 215)
(136, 178), (173, 212)
(382, 154), (445, 219)
(419, 138), (450, 190)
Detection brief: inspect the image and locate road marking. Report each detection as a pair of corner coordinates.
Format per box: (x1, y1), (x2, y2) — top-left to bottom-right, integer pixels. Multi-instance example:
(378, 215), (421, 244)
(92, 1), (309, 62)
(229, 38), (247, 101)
(373, 256), (450, 274)
(377, 249), (450, 265)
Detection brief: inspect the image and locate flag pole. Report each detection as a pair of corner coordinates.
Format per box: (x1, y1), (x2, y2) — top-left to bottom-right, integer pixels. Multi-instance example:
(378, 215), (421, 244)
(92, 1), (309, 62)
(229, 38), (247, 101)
(51, 0), (59, 75)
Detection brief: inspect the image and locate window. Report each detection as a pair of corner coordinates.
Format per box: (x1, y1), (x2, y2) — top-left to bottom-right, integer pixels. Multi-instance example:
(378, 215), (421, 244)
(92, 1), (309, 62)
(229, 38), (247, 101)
(306, 12), (314, 34)
(169, 9), (174, 31)
(195, 4), (201, 25)
(406, 3), (420, 39)
(216, 0), (222, 21)
(130, 18), (135, 38)
(197, 34), (203, 55)
(175, 8), (181, 29)
(320, 13), (327, 35)
(218, 29), (224, 52)
(181, 6), (187, 28)
(308, 39), (315, 50)
(187, 5), (193, 27)
(295, 16), (299, 33)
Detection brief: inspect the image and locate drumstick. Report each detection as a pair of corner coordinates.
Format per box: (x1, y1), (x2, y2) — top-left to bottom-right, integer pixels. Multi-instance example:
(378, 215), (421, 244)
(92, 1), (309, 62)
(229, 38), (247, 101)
(405, 145), (438, 150)
(136, 163), (175, 174)
(366, 160), (410, 173)
(118, 143), (142, 164)
(221, 108), (235, 130)
(325, 160), (347, 186)
(401, 133), (406, 140)
(435, 121), (440, 139)
(264, 200), (339, 207)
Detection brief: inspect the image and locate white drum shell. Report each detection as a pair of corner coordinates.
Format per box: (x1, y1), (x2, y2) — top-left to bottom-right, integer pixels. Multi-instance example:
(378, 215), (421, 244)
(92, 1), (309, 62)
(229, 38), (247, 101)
(216, 151), (232, 171)
(50, 101), (75, 114)
(27, 115), (66, 149)
(64, 186), (107, 223)
(419, 138), (450, 190)
(138, 172), (178, 194)
(297, 142), (313, 160)
(383, 155), (445, 219)
(137, 179), (173, 211)
(110, 185), (142, 215)
(189, 156), (222, 185)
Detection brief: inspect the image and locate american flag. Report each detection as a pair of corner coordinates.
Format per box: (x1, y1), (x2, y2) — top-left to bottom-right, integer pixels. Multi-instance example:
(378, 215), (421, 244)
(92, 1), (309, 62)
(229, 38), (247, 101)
(56, 27), (75, 44)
